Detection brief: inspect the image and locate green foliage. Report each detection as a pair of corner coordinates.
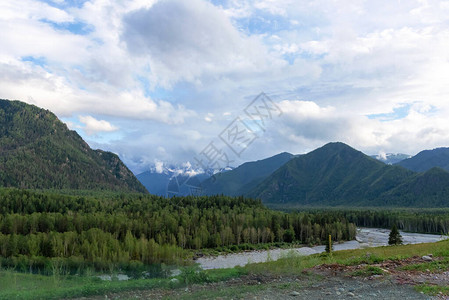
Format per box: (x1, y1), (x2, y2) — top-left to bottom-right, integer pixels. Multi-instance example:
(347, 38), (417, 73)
(0, 99), (147, 193)
(0, 269), (176, 300)
(247, 239), (449, 278)
(388, 224), (403, 245)
(415, 284), (449, 296)
(400, 258), (449, 272)
(178, 265), (210, 285)
(249, 142), (449, 207)
(350, 266), (384, 277)
(335, 208), (449, 235)
(0, 188), (357, 272)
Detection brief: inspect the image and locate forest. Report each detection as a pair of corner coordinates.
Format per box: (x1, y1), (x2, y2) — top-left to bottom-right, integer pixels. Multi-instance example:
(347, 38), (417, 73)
(0, 188), (357, 274)
(278, 208), (449, 235)
(342, 209), (449, 234)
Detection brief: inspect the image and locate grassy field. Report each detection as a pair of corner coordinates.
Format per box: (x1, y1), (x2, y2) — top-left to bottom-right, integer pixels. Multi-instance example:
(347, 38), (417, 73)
(1, 239), (448, 299)
(0, 265), (246, 300)
(245, 238), (449, 275)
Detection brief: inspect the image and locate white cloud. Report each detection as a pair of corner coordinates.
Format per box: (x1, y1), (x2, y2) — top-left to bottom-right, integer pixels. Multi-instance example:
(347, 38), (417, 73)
(2, 0), (449, 172)
(121, 0), (301, 88)
(79, 115), (118, 136)
(154, 160), (164, 173)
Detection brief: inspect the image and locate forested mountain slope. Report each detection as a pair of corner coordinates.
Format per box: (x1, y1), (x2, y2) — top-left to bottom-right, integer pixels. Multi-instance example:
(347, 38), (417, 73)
(396, 147), (449, 172)
(201, 152), (294, 196)
(0, 99), (147, 193)
(250, 142), (449, 207)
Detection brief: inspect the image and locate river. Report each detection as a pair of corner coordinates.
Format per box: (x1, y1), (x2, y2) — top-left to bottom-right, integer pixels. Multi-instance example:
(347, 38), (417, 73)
(196, 227), (448, 270)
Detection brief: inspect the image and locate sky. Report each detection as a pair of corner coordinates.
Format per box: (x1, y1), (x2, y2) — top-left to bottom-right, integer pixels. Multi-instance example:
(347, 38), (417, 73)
(2, 0), (449, 174)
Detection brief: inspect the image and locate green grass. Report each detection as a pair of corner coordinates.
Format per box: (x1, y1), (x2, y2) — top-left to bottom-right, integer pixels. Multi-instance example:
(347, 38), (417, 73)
(0, 265), (247, 300)
(415, 284), (449, 296)
(399, 258), (449, 272)
(1, 239), (448, 299)
(246, 239), (449, 276)
(0, 270), (175, 300)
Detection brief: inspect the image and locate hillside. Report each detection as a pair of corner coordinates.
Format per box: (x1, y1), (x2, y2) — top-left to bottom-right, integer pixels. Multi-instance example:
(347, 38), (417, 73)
(381, 167), (449, 207)
(0, 99), (147, 193)
(396, 147), (449, 172)
(201, 152), (294, 196)
(249, 142), (449, 207)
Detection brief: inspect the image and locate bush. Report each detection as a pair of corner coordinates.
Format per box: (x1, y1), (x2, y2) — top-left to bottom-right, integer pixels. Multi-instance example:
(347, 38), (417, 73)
(178, 265), (210, 285)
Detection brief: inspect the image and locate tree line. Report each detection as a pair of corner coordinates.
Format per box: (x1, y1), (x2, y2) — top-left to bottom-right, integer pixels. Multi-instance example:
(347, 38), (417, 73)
(0, 188), (356, 272)
(286, 208), (449, 235)
(341, 209), (449, 234)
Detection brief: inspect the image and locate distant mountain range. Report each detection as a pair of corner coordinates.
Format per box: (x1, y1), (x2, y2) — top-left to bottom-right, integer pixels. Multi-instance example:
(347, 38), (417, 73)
(396, 147), (449, 172)
(137, 167), (209, 197)
(5, 98), (447, 206)
(371, 153), (411, 165)
(249, 142), (449, 207)
(136, 143), (449, 207)
(0, 99), (147, 193)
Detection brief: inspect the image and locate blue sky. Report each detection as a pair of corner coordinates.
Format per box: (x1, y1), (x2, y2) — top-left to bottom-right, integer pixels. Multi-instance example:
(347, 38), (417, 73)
(2, 0), (449, 174)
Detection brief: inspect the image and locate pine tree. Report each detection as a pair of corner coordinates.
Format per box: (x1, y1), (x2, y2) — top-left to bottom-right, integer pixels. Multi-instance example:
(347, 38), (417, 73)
(388, 224), (403, 245)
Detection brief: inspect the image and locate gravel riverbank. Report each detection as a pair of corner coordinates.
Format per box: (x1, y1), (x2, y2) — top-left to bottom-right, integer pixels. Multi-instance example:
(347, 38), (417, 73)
(196, 227), (448, 270)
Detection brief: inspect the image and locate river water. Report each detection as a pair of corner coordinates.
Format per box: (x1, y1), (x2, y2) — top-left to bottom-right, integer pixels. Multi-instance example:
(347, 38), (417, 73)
(196, 227), (448, 270)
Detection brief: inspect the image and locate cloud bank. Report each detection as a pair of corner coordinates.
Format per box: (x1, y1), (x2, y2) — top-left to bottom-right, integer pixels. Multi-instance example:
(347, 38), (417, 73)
(1, 0), (449, 173)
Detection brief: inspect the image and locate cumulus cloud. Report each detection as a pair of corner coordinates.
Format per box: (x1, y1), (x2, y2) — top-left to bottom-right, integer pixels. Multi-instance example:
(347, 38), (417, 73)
(2, 0), (449, 173)
(79, 115), (118, 136)
(121, 0), (289, 88)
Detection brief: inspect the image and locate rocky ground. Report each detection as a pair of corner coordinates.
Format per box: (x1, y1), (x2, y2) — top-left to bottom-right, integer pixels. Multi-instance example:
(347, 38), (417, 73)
(75, 255), (449, 300)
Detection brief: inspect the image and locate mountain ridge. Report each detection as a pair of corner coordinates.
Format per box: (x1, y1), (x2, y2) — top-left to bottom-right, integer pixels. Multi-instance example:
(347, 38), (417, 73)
(201, 152), (294, 196)
(0, 99), (147, 193)
(249, 142), (449, 207)
(396, 147), (449, 172)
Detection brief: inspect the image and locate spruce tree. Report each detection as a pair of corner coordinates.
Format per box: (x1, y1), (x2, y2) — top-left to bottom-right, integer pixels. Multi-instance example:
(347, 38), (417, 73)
(388, 224), (403, 245)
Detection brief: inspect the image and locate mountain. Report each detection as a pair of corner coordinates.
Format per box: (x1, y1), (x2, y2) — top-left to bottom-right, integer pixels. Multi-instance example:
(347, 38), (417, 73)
(0, 99), (147, 193)
(371, 153), (411, 165)
(201, 152), (294, 196)
(381, 167), (449, 207)
(136, 171), (171, 196)
(137, 170), (209, 197)
(396, 147), (449, 172)
(249, 142), (449, 207)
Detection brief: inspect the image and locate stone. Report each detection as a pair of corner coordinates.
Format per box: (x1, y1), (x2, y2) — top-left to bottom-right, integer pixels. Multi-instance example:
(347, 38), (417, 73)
(347, 292), (355, 297)
(422, 255), (433, 261)
(290, 291), (300, 296)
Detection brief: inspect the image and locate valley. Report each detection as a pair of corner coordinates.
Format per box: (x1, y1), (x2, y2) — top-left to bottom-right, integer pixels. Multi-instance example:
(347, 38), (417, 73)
(1, 99), (449, 299)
